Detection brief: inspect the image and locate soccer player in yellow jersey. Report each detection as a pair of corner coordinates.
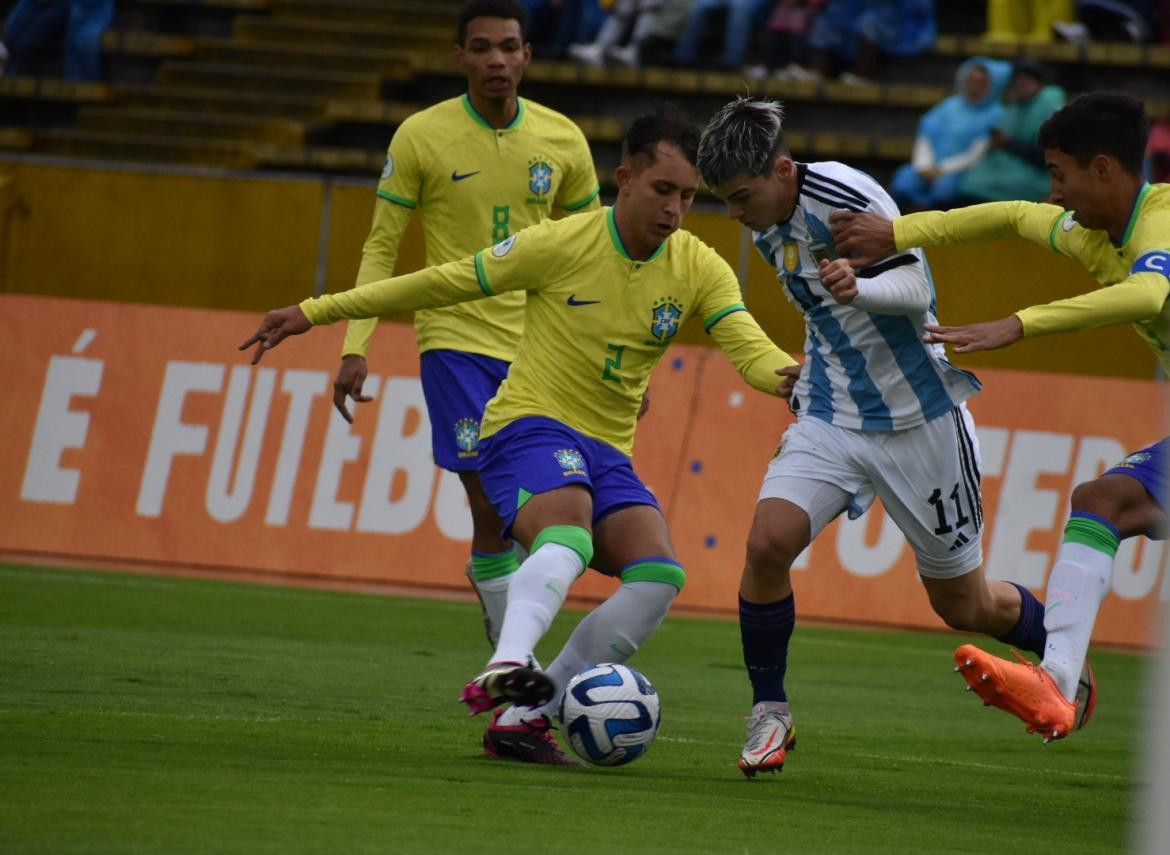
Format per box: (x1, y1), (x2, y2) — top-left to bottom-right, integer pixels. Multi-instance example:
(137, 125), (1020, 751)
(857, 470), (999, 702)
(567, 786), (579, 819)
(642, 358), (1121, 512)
(334, 0), (600, 647)
(241, 111), (799, 765)
(833, 91), (1168, 742)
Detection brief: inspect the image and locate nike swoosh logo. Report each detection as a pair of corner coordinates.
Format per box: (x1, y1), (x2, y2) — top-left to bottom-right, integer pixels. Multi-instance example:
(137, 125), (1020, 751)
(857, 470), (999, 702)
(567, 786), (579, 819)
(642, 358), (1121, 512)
(567, 295), (601, 306)
(451, 170), (480, 181)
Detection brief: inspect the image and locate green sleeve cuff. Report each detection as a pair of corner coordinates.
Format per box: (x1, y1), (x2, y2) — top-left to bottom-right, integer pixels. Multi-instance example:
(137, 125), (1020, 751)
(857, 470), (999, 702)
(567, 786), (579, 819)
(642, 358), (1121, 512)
(376, 188), (417, 209)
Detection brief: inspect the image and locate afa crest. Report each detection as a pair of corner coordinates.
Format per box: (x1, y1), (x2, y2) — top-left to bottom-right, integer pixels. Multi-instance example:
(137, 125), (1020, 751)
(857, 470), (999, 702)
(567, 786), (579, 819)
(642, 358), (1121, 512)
(454, 418), (481, 457)
(782, 241), (800, 273)
(649, 296), (684, 345)
(555, 448), (586, 475)
(528, 157), (553, 197)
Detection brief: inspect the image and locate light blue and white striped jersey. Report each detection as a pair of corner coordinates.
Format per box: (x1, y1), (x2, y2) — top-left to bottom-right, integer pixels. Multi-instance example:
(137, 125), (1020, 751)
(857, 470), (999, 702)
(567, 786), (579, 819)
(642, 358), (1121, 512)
(754, 161), (980, 431)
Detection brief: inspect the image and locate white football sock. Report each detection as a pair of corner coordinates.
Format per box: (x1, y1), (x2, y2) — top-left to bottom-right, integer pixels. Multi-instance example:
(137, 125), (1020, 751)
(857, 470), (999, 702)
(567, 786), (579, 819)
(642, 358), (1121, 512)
(491, 542), (583, 666)
(467, 563), (510, 647)
(1042, 542), (1114, 700)
(500, 580), (676, 726)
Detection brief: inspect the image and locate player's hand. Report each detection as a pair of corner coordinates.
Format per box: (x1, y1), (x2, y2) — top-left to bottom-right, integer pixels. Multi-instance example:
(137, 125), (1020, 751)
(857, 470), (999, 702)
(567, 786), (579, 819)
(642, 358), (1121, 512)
(829, 211), (897, 269)
(775, 363), (800, 399)
(239, 306), (311, 364)
(820, 258), (858, 304)
(333, 355), (372, 423)
(637, 386), (651, 420)
(923, 316), (1023, 353)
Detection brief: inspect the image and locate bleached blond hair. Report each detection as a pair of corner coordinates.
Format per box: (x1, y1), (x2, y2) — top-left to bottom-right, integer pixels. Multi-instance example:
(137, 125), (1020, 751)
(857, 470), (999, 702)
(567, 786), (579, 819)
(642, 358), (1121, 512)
(697, 98), (789, 189)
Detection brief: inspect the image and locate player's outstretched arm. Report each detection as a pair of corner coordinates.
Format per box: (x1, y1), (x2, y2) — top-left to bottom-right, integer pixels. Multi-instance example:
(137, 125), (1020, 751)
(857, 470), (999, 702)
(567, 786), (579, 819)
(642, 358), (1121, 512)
(923, 315), (1023, 353)
(830, 211), (898, 268)
(239, 306), (312, 364)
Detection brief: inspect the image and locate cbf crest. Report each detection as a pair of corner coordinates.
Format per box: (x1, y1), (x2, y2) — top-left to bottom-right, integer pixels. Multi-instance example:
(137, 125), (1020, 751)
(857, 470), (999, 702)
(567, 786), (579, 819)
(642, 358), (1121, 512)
(648, 296), (684, 346)
(454, 417), (481, 458)
(555, 448), (586, 476)
(527, 156), (553, 207)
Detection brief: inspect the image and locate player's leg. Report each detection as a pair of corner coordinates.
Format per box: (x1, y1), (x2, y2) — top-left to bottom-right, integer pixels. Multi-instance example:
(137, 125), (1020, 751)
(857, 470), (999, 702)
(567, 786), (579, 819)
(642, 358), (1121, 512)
(460, 417), (597, 714)
(737, 418), (863, 776)
(458, 470), (516, 647)
(1041, 441), (1166, 700)
(419, 350), (517, 646)
(489, 446), (681, 766)
(876, 407), (1074, 739)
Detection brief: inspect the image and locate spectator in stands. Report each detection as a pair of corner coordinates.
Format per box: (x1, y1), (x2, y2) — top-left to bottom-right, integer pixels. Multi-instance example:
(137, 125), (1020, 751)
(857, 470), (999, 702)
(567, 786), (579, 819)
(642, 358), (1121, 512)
(566, 0), (662, 67)
(985, 0), (1074, 43)
(1053, 0), (1156, 43)
(743, 0), (825, 81)
(803, 0), (936, 85)
(619, 0), (694, 67)
(1147, 109), (1170, 184)
(523, 0), (605, 58)
(671, 0), (771, 70)
(889, 57), (1011, 212)
(957, 58), (1066, 204)
(2, 0), (115, 81)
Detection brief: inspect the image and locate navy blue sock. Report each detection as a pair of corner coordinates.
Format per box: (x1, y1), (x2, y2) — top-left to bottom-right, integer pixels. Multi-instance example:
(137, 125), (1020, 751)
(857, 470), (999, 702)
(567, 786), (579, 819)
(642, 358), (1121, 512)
(994, 582), (1047, 655)
(739, 594), (795, 704)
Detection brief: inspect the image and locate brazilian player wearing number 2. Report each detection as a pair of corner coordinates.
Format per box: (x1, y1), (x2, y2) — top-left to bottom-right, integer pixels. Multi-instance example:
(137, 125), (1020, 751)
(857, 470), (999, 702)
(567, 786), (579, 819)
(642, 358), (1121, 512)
(334, 0), (600, 649)
(241, 111), (799, 766)
(698, 98), (1084, 778)
(832, 91), (1168, 745)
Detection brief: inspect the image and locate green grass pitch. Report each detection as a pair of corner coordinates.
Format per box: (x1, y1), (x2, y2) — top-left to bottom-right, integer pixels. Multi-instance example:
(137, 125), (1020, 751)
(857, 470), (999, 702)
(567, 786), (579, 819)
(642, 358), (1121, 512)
(0, 563), (1142, 853)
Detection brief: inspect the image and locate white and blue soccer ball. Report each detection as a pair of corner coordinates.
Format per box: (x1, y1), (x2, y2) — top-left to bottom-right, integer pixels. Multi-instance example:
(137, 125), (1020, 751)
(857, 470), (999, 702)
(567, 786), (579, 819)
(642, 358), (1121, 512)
(559, 663), (661, 766)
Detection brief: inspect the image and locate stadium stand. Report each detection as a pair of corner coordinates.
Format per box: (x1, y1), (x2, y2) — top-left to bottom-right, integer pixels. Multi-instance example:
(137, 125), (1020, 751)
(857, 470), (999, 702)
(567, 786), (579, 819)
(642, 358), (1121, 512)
(0, 0), (1167, 189)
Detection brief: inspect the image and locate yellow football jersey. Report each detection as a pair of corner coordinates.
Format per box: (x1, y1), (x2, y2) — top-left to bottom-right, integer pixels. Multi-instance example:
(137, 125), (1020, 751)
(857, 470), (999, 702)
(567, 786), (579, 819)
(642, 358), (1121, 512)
(342, 94), (600, 361)
(896, 184), (1170, 374)
(303, 207), (797, 456)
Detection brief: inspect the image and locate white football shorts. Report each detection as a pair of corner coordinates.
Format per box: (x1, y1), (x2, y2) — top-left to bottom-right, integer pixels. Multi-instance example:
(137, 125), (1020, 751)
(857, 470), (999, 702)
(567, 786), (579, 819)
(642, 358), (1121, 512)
(758, 406), (984, 579)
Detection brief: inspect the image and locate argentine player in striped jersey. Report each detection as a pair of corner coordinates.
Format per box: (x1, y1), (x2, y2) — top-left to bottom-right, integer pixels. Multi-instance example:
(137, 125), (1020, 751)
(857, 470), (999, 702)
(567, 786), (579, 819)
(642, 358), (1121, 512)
(242, 111), (800, 765)
(834, 91), (1167, 743)
(333, 0), (600, 648)
(699, 98), (1057, 777)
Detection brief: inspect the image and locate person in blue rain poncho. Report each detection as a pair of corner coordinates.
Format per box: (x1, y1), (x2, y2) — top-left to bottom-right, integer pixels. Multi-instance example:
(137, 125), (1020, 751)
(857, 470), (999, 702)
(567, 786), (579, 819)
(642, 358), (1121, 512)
(889, 56), (1012, 212)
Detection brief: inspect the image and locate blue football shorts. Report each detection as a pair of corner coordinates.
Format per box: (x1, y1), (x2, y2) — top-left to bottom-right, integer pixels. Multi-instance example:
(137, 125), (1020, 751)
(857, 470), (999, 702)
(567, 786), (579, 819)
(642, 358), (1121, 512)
(1105, 437), (1167, 515)
(477, 415), (659, 537)
(419, 349), (510, 473)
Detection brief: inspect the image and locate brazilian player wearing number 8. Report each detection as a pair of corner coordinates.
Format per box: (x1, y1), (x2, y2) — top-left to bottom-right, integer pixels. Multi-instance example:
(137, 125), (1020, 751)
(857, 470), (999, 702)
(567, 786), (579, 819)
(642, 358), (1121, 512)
(241, 110), (799, 765)
(333, 0), (600, 649)
(832, 91), (1168, 745)
(698, 97), (1071, 777)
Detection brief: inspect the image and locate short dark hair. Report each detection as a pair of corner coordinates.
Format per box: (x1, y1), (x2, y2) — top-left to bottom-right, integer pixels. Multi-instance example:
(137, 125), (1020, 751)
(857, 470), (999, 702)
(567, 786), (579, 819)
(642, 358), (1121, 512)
(456, 0), (527, 44)
(1037, 91), (1148, 175)
(622, 106), (702, 168)
(696, 98), (789, 189)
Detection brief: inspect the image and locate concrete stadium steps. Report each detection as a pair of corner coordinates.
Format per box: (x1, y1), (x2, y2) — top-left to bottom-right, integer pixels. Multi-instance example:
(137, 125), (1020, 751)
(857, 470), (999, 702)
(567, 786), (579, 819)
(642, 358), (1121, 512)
(269, 0), (460, 30)
(76, 106), (308, 144)
(190, 38), (416, 78)
(407, 53), (951, 112)
(156, 61), (384, 99)
(0, 76), (112, 105)
(33, 128), (260, 168)
(102, 30), (197, 60)
(116, 0), (269, 38)
(114, 83), (330, 121)
(934, 34), (1170, 70)
(252, 143), (383, 172)
(0, 128), (35, 153)
(233, 14), (451, 53)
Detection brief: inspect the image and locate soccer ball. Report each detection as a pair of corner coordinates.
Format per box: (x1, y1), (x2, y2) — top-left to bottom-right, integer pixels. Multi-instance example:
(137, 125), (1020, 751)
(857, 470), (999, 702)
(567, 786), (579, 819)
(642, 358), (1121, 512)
(559, 663), (661, 766)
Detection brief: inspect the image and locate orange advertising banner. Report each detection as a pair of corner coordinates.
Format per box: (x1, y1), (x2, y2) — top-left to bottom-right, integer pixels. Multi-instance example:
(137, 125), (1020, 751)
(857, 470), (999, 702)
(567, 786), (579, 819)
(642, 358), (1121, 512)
(1, 295), (1165, 646)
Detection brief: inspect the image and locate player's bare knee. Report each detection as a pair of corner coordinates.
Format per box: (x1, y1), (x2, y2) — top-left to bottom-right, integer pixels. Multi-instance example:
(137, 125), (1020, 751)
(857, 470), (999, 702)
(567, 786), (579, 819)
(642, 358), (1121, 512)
(744, 528), (798, 586)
